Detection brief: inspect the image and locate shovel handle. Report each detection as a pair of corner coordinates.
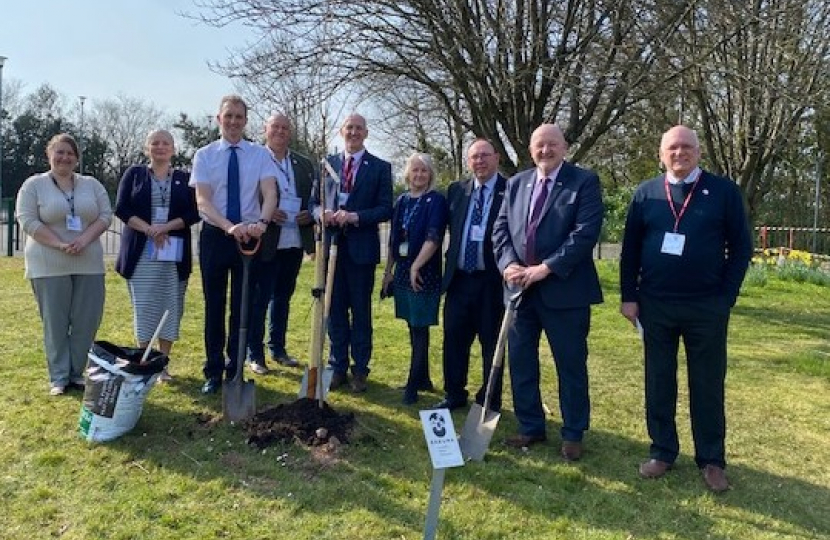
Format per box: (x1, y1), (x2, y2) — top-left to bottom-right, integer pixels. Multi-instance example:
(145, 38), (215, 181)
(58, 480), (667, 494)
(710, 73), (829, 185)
(140, 310), (170, 363)
(480, 291), (523, 411)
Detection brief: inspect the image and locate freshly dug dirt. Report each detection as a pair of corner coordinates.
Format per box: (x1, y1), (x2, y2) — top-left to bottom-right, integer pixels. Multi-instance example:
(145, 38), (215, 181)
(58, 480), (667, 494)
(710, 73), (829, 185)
(243, 398), (354, 449)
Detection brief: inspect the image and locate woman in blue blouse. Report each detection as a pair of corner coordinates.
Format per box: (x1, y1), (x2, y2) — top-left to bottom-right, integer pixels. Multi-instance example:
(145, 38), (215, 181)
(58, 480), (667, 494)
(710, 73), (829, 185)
(382, 153), (448, 404)
(115, 130), (200, 380)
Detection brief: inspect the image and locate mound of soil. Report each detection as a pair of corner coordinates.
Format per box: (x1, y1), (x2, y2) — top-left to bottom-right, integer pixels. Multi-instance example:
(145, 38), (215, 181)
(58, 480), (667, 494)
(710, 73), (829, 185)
(244, 398), (354, 449)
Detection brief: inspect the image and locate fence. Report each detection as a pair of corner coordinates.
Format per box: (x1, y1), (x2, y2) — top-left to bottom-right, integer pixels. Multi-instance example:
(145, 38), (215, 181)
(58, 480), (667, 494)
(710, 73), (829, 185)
(755, 226), (830, 256)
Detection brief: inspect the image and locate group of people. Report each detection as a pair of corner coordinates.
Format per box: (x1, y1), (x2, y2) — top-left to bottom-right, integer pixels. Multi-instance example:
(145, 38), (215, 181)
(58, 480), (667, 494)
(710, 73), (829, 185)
(15, 93), (752, 494)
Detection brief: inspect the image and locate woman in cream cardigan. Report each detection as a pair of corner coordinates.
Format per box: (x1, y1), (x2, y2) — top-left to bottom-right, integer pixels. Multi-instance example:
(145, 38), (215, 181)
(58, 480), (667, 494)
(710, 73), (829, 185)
(16, 133), (112, 396)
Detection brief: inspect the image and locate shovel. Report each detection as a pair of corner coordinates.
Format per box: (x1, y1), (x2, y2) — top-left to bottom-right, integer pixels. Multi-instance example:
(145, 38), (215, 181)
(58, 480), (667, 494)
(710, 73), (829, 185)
(299, 232), (337, 402)
(223, 237), (260, 423)
(299, 159), (342, 404)
(459, 290), (522, 461)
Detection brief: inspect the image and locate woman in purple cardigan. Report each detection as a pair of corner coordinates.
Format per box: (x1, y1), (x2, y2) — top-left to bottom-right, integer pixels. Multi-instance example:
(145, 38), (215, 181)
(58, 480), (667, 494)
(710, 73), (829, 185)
(115, 130), (199, 380)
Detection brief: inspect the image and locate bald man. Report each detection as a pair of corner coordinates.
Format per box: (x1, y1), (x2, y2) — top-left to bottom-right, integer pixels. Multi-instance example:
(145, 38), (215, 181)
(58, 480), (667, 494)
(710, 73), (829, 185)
(493, 124), (604, 461)
(309, 114), (393, 393)
(246, 114), (317, 374)
(619, 125), (752, 492)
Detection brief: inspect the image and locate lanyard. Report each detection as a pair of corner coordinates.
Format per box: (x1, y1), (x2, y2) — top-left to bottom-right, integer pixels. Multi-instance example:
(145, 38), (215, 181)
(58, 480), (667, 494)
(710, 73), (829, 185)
(663, 171), (701, 232)
(50, 174), (75, 216)
(151, 172), (171, 207)
(402, 194), (424, 234)
(273, 153), (294, 193)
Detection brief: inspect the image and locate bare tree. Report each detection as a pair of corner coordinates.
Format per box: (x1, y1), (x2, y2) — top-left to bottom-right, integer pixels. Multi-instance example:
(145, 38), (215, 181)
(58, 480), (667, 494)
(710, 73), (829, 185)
(190, 0), (694, 174)
(674, 0), (830, 220)
(90, 94), (167, 180)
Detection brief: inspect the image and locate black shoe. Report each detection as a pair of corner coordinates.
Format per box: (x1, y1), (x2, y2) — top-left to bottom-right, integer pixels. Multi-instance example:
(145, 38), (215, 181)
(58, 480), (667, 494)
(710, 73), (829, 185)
(432, 398), (466, 411)
(201, 378), (221, 395)
(402, 389), (418, 405)
(273, 354), (300, 368)
(397, 381), (434, 392)
(329, 371), (349, 390)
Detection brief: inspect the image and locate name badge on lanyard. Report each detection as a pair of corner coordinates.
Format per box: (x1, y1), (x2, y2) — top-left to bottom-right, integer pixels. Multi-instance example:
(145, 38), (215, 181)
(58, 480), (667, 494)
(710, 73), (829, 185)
(660, 232), (685, 256)
(470, 224), (485, 242)
(661, 172), (701, 257)
(154, 208), (169, 222)
(66, 214), (82, 232)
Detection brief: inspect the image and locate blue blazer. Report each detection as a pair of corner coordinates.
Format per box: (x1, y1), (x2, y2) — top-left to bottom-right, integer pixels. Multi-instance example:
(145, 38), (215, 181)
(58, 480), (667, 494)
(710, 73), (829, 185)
(441, 174), (506, 292)
(114, 165), (200, 280)
(493, 162), (604, 308)
(310, 151), (393, 265)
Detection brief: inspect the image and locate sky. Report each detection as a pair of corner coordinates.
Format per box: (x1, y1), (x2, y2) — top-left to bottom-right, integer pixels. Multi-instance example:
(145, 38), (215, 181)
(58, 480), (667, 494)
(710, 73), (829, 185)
(1, 0), (251, 122)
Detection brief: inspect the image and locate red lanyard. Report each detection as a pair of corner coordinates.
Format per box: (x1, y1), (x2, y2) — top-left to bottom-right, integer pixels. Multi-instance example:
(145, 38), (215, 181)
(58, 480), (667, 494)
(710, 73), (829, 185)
(664, 171), (701, 232)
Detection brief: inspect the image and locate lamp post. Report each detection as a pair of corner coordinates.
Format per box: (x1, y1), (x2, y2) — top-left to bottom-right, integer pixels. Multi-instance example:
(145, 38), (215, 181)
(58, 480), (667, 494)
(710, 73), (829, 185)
(78, 96), (87, 175)
(0, 56), (7, 206)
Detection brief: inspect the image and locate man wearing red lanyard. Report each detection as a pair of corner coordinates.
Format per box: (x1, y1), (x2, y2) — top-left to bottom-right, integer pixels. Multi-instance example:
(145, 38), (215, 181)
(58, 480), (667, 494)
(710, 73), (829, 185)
(619, 125), (752, 492)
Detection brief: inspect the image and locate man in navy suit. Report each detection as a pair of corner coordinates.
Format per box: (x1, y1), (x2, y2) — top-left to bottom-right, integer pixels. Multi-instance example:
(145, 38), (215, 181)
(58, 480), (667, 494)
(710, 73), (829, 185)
(434, 138), (507, 411)
(493, 123), (604, 461)
(310, 114), (393, 393)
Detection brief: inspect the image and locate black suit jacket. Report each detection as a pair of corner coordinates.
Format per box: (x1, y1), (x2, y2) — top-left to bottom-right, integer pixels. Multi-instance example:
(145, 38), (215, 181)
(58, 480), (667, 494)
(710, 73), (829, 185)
(310, 151), (393, 265)
(114, 165), (200, 280)
(442, 174), (506, 292)
(493, 162), (604, 308)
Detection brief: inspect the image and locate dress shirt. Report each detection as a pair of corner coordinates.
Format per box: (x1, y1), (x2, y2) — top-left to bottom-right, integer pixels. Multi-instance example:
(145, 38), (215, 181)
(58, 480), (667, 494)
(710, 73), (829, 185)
(190, 138), (278, 226)
(457, 174), (498, 271)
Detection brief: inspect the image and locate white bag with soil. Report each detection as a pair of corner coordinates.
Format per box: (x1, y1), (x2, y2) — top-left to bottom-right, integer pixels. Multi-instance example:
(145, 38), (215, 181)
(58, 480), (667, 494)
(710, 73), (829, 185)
(78, 341), (168, 442)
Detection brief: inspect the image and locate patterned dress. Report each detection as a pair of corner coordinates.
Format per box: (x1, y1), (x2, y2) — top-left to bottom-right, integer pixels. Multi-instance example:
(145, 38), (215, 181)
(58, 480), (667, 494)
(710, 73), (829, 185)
(389, 190), (449, 327)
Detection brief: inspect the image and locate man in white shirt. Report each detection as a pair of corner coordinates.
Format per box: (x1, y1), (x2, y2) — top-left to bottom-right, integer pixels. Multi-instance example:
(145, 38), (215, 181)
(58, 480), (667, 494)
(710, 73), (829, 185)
(190, 95), (278, 394)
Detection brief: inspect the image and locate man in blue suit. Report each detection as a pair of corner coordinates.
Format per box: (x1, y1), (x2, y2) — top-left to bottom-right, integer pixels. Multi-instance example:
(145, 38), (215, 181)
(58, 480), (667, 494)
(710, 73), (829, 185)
(493, 123), (604, 461)
(310, 114), (393, 393)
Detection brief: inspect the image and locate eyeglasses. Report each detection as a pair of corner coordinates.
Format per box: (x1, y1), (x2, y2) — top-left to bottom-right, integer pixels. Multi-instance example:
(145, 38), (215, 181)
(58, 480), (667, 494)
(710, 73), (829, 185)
(469, 153), (495, 161)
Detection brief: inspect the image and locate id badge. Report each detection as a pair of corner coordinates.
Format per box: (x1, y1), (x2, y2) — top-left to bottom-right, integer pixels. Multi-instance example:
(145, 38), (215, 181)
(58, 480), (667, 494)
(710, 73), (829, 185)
(66, 214), (82, 232)
(398, 241), (409, 257)
(154, 207), (169, 223)
(470, 224), (485, 242)
(661, 232), (686, 256)
(338, 192), (350, 208)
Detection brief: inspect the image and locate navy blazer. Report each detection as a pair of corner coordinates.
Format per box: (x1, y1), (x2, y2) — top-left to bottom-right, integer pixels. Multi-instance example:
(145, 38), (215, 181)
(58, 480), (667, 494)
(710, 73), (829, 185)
(493, 162), (604, 308)
(114, 165), (200, 280)
(310, 151), (393, 265)
(442, 174), (506, 291)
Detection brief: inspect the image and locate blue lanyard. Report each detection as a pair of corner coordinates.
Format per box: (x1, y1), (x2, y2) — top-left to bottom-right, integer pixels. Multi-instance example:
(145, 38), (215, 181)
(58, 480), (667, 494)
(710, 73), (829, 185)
(402, 194), (423, 234)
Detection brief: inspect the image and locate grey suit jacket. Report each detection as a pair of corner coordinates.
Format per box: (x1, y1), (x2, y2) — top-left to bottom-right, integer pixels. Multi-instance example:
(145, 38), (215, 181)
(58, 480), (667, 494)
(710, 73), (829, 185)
(492, 162), (604, 308)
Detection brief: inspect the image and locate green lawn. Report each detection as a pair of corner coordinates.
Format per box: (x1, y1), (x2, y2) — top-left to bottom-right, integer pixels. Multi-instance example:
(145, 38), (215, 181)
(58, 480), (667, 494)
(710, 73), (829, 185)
(0, 256), (828, 540)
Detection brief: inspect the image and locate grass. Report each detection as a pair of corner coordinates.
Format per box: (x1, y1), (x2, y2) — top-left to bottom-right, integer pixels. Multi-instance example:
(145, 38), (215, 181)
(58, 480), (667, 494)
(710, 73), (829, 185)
(0, 256), (828, 540)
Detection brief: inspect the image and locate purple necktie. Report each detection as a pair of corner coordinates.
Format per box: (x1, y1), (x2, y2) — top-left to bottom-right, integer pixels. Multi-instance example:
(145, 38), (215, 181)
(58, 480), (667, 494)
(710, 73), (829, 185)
(525, 177), (551, 265)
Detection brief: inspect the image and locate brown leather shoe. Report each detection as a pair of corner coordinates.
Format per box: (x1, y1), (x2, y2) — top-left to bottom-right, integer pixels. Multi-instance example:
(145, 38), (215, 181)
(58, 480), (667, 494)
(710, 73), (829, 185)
(351, 373), (368, 393)
(505, 433), (547, 449)
(701, 465), (730, 493)
(329, 372), (349, 390)
(639, 459), (673, 479)
(560, 441), (583, 462)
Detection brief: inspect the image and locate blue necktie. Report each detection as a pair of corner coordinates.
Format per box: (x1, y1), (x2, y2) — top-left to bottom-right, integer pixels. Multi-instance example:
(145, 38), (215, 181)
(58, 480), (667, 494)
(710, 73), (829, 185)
(526, 178), (551, 265)
(227, 146), (241, 224)
(462, 186), (485, 272)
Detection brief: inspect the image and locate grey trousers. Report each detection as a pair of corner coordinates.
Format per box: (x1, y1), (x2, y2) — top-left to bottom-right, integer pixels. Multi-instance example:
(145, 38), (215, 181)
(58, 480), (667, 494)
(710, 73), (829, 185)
(31, 274), (105, 387)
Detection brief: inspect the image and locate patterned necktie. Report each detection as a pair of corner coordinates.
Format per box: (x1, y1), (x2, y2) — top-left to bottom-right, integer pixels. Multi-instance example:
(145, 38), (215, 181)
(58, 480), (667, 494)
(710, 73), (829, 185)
(343, 156), (355, 193)
(462, 186), (486, 272)
(525, 177), (551, 265)
(227, 146), (241, 224)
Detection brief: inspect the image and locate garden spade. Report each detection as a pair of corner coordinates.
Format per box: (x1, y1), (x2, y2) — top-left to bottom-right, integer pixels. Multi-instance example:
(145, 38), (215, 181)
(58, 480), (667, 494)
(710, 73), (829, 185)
(459, 291), (522, 461)
(223, 237), (260, 423)
(299, 159), (341, 404)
